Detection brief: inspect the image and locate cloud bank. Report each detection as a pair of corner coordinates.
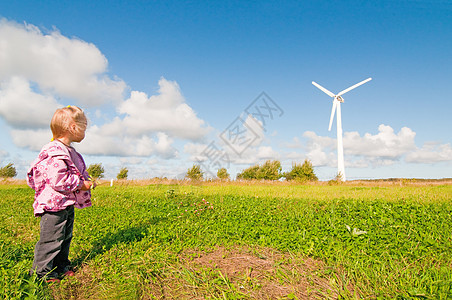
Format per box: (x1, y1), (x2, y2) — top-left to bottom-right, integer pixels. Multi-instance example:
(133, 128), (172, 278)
(406, 142), (452, 164)
(76, 78), (210, 157)
(117, 78), (209, 140)
(0, 19), (126, 106)
(0, 19), (210, 159)
(301, 124), (451, 168)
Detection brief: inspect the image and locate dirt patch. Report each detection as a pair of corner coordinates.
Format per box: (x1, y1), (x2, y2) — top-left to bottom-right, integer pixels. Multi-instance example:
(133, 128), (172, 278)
(51, 246), (357, 299)
(142, 246), (356, 299)
(50, 264), (103, 300)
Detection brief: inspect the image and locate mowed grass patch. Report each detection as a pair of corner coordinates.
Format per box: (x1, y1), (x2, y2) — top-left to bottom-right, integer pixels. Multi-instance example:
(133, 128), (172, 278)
(0, 183), (451, 299)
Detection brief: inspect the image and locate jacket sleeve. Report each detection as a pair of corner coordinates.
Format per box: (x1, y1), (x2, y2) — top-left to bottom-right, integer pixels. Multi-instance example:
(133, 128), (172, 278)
(45, 156), (84, 193)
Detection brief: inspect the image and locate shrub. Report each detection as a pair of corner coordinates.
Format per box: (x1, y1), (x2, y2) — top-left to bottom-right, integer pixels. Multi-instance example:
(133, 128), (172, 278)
(186, 164), (203, 181)
(285, 159), (318, 182)
(216, 168), (230, 180)
(117, 167), (128, 180)
(237, 164), (259, 180)
(0, 163), (17, 178)
(257, 160), (282, 180)
(237, 160), (282, 180)
(87, 163), (105, 179)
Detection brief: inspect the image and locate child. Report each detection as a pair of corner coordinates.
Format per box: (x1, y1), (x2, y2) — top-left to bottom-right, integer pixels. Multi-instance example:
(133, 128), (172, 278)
(27, 105), (96, 282)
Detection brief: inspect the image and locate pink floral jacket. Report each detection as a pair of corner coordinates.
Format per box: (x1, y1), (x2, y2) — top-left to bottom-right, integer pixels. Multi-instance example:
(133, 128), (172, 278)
(27, 140), (92, 216)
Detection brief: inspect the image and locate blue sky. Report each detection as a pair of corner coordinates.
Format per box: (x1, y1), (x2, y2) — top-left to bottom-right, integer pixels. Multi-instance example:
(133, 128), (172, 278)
(0, 0), (451, 180)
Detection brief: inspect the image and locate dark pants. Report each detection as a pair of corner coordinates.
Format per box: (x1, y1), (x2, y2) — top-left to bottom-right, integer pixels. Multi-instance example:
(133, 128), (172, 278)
(31, 205), (74, 279)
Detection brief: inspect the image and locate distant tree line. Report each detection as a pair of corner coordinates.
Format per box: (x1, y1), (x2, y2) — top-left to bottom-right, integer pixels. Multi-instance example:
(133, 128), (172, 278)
(1, 160), (318, 183)
(87, 164), (128, 180)
(185, 159), (318, 182)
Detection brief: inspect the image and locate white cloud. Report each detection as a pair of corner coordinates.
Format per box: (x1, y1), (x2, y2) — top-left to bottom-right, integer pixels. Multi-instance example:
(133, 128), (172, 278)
(3, 77), (208, 159)
(70, 78), (209, 158)
(0, 20), (210, 160)
(0, 77), (59, 128)
(0, 19), (126, 106)
(77, 127), (178, 158)
(118, 78), (210, 140)
(303, 131), (336, 150)
(302, 125), (419, 168)
(184, 142), (209, 162)
(307, 142), (337, 167)
(344, 125), (416, 158)
(302, 131), (336, 167)
(10, 129), (51, 151)
(243, 115), (265, 147)
(256, 146), (279, 159)
(406, 142), (452, 164)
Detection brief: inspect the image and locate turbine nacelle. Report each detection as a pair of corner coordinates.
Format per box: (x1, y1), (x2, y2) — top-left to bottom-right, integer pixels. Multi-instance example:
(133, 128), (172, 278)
(335, 96), (344, 103)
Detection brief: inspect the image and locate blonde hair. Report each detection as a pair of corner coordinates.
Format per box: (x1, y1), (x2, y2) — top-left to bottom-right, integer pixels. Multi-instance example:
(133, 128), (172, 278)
(50, 106), (88, 140)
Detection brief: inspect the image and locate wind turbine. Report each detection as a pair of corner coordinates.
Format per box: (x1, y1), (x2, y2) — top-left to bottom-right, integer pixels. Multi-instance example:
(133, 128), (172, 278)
(312, 78), (372, 181)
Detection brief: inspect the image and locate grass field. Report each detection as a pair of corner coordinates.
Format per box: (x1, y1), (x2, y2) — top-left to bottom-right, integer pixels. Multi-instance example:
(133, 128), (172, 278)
(0, 181), (451, 299)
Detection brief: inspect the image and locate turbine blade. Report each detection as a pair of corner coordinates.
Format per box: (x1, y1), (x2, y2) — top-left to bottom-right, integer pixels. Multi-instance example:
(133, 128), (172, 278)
(312, 81), (335, 98)
(337, 77), (372, 96)
(328, 100), (337, 131)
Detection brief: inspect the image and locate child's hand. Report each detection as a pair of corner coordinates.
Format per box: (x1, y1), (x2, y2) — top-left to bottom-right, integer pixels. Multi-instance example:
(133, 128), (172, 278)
(81, 180), (94, 190)
(91, 180), (98, 190)
(87, 176), (99, 190)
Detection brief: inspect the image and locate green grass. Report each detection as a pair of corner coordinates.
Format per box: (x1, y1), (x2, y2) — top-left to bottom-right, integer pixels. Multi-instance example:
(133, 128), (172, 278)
(0, 183), (451, 299)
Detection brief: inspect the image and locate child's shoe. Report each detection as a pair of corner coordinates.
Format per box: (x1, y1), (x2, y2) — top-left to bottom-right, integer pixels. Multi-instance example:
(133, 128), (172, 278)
(46, 277), (61, 283)
(63, 270), (75, 277)
(58, 265), (75, 278)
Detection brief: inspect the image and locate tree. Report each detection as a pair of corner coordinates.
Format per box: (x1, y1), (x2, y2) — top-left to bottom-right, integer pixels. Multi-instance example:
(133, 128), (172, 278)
(186, 164), (203, 181)
(117, 167), (128, 180)
(236, 164), (259, 180)
(285, 159), (318, 182)
(0, 163), (17, 178)
(216, 168), (230, 180)
(256, 160), (282, 180)
(300, 159), (318, 181)
(87, 163), (105, 179)
(237, 160), (282, 180)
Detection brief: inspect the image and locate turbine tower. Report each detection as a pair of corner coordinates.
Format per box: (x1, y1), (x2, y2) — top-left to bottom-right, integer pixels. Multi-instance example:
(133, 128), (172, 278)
(312, 78), (372, 181)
